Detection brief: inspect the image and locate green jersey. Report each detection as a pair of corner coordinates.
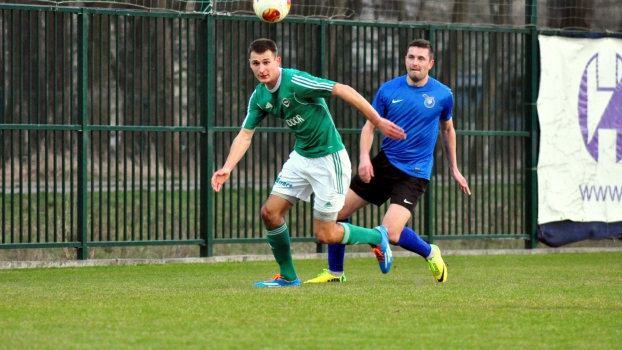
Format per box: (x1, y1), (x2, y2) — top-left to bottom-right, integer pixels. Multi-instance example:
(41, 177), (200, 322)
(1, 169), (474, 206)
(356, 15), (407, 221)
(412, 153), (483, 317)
(243, 68), (346, 158)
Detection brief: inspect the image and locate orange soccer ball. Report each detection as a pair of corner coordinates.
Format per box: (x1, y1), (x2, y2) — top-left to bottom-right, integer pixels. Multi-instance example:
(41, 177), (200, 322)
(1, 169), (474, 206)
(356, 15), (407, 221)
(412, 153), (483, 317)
(253, 0), (291, 23)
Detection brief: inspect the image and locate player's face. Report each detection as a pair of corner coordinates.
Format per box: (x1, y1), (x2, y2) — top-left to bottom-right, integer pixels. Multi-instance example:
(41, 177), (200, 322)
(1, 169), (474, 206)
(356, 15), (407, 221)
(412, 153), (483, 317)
(404, 46), (434, 86)
(249, 50), (281, 89)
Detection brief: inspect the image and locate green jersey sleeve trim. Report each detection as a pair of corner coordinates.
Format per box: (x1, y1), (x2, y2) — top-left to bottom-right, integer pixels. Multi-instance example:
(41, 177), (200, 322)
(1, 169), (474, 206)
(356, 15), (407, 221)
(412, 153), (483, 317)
(289, 71), (336, 99)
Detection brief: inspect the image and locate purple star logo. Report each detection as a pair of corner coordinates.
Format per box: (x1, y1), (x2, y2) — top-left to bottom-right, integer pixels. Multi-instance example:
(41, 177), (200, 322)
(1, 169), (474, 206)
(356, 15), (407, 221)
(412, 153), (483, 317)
(578, 53), (622, 163)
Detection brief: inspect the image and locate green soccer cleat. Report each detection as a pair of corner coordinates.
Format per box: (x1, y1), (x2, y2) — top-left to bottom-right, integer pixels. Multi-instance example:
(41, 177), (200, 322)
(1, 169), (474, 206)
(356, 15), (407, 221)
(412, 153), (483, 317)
(427, 244), (447, 283)
(303, 269), (346, 284)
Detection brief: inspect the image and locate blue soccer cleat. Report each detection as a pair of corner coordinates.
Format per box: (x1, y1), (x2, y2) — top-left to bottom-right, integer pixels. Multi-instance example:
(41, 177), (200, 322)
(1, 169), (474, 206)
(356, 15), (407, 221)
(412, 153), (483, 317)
(253, 274), (301, 287)
(372, 225), (393, 274)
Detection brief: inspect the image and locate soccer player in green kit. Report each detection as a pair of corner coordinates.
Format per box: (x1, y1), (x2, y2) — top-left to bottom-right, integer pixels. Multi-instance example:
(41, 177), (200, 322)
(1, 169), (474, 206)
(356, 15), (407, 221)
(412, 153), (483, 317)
(211, 38), (406, 287)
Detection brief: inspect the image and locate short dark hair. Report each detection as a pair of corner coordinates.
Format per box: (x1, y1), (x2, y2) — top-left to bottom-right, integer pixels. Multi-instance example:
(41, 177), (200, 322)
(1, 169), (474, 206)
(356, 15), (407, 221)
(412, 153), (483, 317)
(248, 38), (278, 57)
(408, 39), (434, 60)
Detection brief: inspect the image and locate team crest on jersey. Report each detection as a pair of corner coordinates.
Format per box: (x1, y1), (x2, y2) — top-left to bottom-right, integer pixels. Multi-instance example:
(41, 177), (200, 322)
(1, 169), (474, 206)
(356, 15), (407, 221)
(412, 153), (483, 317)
(422, 94), (435, 108)
(282, 98), (290, 107)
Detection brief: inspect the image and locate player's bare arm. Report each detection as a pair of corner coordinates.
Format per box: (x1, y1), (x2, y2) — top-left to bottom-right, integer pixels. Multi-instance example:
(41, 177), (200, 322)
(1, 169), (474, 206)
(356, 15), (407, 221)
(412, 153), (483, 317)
(331, 83), (406, 140)
(358, 120), (376, 183)
(211, 128), (255, 192)
(440, 119), (471, 195)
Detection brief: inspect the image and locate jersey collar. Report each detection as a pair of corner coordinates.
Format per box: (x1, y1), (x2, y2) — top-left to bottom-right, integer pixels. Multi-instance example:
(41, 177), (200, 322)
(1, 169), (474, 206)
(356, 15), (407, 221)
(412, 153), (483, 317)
(267, 68), (282, 93)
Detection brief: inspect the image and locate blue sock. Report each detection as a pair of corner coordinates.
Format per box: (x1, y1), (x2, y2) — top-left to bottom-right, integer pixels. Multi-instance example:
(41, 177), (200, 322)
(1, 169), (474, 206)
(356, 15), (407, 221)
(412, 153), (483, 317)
(328, 218), (350, 272)
(397, 226), (432, 258)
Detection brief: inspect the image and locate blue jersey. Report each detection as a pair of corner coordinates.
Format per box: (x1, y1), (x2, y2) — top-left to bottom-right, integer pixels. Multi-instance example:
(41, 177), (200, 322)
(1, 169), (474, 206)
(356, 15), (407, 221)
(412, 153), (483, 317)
(372, 76), (453, 179)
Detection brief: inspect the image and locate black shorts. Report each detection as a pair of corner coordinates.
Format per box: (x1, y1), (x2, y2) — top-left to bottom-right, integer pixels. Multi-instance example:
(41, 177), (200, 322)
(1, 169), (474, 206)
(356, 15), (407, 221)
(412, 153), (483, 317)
(349, 151), (428, 212)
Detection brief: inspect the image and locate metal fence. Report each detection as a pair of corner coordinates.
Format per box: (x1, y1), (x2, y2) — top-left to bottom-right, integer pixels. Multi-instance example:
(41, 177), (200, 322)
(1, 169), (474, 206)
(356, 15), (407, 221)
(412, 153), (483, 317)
(3, 1), (622, 34)
(0, 4), (542, 259)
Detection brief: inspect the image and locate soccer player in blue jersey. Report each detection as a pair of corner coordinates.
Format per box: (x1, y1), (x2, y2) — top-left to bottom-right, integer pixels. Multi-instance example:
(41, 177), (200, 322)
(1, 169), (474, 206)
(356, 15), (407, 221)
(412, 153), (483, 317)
(211, 38), (407, 287)
(305, 39), (471, 284)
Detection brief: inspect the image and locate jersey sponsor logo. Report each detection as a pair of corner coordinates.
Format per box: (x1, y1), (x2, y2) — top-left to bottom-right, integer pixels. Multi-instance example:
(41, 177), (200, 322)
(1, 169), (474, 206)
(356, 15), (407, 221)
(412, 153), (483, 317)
(282, 98), (290, 107)
(423, 94), (435, 108)
(274, 176), (293, 188)
(391, 99), (403, 103)
(285, 115), (305, 127)
(265, 102), (273, 109)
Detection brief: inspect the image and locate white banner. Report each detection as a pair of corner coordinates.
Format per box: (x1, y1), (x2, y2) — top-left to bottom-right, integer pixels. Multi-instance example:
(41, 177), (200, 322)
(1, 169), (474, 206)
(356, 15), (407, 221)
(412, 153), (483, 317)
(537, 35), (622, 224)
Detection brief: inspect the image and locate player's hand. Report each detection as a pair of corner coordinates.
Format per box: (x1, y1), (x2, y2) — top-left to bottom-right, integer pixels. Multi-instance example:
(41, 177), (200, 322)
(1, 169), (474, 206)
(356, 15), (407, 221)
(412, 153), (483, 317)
(376, 119), (406, 140)
(358, 159), (374, 183)
(452, 170), (471, 195)
(211, 167), (232, 192)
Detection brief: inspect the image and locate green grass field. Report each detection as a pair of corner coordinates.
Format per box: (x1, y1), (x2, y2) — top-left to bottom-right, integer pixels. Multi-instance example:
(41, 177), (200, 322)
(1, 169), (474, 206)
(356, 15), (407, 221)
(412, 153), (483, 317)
(1, 252), (621, 349)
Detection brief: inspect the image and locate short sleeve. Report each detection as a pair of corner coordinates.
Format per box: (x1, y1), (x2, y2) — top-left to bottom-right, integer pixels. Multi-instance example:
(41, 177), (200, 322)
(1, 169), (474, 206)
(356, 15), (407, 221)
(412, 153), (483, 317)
(440, 90), (453, 121)
(372, 85), (388, 118)
(242, 89), (268, 129)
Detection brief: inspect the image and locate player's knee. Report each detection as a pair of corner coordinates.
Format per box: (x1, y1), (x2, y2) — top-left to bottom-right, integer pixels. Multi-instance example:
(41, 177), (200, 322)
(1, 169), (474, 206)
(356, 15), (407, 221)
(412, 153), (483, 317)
(387, 228), (402, 245)
(260, 205), (269, 221)
(260, 205), (279, 224)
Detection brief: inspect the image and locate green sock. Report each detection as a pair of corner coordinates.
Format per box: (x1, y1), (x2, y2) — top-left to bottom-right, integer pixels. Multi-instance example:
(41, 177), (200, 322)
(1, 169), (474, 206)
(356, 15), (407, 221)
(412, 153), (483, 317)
(266, 223), (297, 281)
(340, 223), (382, 246)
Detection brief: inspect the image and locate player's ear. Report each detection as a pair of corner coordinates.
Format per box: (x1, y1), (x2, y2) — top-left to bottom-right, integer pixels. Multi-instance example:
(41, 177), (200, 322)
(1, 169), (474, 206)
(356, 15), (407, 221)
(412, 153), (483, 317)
(275, 56), (281, 66)
(429, 59), (435, 68)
